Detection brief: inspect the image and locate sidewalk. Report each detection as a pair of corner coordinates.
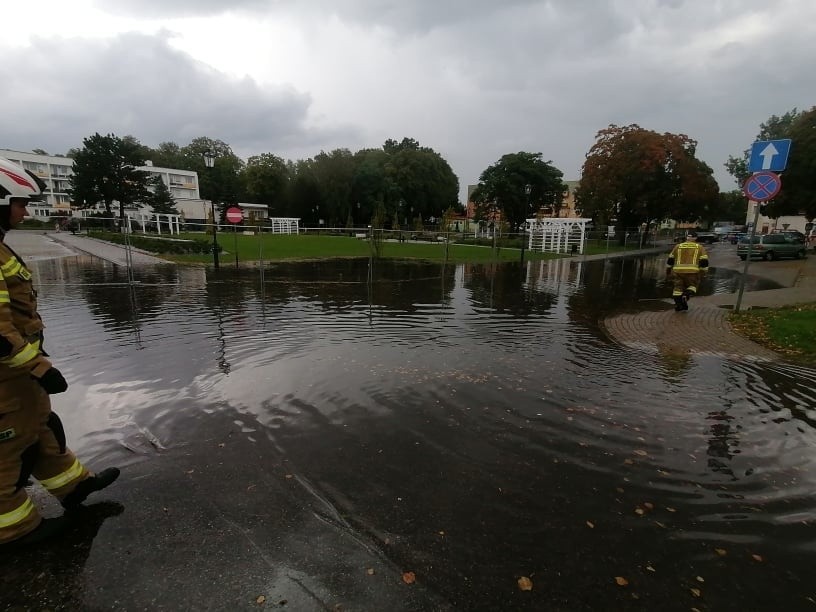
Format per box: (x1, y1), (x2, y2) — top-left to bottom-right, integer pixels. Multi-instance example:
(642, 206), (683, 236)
(45, 231), (173, 266)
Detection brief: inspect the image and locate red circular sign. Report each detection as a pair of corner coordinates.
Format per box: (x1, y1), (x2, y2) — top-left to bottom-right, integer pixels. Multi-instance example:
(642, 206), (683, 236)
(225, 206), (243, 224)
(743, 171), (781, 202)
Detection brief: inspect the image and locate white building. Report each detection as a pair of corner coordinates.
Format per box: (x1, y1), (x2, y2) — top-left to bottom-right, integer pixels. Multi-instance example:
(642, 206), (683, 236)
(0, 148), (202, 218)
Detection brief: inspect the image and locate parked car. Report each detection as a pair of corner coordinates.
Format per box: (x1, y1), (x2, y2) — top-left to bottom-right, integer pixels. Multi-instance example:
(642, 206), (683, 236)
(775, 230), (806, 243)
(695, 232), (718, 244)
(737, 234), (808, 261)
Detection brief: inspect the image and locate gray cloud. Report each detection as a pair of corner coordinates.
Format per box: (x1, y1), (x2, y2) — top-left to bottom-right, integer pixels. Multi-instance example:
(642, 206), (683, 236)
(0, 32), (359, 158)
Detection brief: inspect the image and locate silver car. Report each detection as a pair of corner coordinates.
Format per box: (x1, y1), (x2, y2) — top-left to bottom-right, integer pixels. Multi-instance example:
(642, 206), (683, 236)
(737, 234), (807, 261)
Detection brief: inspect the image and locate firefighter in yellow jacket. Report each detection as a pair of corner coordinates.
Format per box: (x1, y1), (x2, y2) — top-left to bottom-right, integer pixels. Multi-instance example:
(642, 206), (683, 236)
(0, 157), (119, 548)
(666, 233), (709, 311)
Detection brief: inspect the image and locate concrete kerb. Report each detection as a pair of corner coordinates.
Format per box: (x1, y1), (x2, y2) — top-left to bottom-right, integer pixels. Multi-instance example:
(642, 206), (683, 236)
(47, 232), (173, 266)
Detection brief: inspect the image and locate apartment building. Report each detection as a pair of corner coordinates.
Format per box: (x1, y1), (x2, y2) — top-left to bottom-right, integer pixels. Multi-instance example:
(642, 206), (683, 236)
(0, 148), (201, 218)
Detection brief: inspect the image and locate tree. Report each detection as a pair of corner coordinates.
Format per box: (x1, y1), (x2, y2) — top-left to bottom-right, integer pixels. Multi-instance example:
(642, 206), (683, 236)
(576, 124), (719, 232)
(725, 109), (803, 188)
(382, 138), (459, 225)
(180, 137), (244, 219)
(147, 176), (178, 215)
(470, 152), (566, 231)
(68, 133), (152, 227)
(242, 153), (290, 213)
(775, 107), (816, 220)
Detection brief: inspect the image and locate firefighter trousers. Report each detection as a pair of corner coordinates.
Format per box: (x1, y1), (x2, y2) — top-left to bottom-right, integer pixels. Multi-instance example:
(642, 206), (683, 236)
(672, 271), (702, 297)
(0, 375), (89, 544)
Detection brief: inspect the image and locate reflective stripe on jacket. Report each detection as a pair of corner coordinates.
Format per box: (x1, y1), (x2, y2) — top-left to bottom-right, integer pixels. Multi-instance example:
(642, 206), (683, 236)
(0, 232), (51, 380)
(668, 241), (709, 273)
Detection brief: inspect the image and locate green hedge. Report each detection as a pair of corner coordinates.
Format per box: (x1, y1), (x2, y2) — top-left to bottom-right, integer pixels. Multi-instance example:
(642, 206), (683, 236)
(88, 231), (220, 254)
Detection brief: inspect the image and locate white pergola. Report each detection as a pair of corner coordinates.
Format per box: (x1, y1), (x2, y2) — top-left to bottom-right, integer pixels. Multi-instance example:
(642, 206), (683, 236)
(527, 218), (592, 254)
(266, 217), (300, 234)
(126, 212), (183, 235)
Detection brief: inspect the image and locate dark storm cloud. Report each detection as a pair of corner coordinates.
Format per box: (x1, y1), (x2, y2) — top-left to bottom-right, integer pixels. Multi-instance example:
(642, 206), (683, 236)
(0, 32), (357, 156)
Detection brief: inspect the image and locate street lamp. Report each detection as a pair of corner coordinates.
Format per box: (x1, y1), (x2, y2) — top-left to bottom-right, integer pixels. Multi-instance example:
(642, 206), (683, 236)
(203, 150), (219, 269)
(521, 184), (531, 263)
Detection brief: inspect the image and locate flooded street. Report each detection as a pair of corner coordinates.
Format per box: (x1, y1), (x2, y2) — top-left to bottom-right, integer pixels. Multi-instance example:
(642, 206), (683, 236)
(4, 251), (816, 610)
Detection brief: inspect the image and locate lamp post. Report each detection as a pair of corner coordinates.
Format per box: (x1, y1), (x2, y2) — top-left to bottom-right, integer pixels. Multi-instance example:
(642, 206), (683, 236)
(521, 184), (531, 263)
(203, 150), (219, 269)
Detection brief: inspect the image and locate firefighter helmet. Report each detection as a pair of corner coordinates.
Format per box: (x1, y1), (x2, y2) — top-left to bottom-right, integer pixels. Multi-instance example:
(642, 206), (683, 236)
(0, 157), (46, 206)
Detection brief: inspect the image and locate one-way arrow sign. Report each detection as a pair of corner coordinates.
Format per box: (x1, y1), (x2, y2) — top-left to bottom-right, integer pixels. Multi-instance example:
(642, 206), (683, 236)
(748, 139), (792, 172)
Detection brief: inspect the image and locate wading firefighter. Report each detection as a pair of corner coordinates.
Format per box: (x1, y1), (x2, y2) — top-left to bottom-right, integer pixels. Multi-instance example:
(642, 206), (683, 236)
(0, 157), (119, 548)
(666, 233), (709, 311)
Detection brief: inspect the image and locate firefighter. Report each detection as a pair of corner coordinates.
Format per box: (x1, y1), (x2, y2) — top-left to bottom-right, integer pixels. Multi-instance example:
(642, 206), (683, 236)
(0, 157), (120, 548)
(666, 232), (709, 311)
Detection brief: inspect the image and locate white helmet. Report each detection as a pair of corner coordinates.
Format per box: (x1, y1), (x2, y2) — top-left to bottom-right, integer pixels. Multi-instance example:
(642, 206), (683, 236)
(0, 157), (46, 206)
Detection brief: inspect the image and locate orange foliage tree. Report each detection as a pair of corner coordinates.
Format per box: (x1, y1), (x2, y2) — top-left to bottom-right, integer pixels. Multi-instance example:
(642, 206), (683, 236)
(575, 124), (719, 231)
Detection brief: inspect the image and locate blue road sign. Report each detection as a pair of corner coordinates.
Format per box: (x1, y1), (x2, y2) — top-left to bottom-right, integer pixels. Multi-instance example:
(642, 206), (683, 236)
(743, 171), (781, 202)
(748, 139), (792, 172)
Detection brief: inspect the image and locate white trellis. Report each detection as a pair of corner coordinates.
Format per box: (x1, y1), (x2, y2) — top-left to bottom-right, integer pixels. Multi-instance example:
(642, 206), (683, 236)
(267, 217), (300, 234)
(527, 218), (592, 254)
(126, 212), (182, 235)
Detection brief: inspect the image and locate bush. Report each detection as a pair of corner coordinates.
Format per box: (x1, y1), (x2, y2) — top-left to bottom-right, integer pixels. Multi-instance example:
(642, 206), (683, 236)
(88, 231), (220, 254)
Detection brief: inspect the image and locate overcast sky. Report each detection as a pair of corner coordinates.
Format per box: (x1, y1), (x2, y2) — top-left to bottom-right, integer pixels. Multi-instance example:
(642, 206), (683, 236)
(2, 0), (814, 203)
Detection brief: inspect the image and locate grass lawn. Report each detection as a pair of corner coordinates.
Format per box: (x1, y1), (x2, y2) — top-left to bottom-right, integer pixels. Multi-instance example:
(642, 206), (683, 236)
(147, 232), (644, 265)
(729, 303), (816, 363)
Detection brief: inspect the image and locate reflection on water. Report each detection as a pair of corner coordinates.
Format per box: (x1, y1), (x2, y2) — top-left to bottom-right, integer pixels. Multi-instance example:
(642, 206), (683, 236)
(30, 254), (816, 606)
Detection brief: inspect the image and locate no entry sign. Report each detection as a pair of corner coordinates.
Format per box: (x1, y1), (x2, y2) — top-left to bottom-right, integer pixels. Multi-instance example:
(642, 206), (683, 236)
(225, 206), (243, 224)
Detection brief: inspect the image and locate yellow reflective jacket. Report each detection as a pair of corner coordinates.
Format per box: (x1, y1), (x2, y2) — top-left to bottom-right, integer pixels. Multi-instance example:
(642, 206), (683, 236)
(0, 230), (52, 382)
(667, 241), (709, 273)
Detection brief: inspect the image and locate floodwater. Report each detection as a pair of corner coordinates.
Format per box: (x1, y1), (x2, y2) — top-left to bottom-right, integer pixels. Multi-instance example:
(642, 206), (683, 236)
(15, 253), (816, 609)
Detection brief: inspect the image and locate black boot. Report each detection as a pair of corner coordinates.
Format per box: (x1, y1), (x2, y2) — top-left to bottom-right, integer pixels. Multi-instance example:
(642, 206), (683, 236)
(681, 290), (693, 311)
(1, 516), (69, 549)
(674, 296), (684, 311)
(61, 468), (120, 509)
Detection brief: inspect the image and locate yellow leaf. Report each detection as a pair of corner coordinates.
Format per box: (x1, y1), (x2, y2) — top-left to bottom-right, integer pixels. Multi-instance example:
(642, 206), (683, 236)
(402, 571), (416, 584)
(635, 508), (645, 515)
(643, 502), (654, 510)
(646, 565), (655, 572)
(615, 576), (629, 586)
(623, 459), (634, 465)
(715, 548), (727, 556)
(696, 576), (704, 583)
(751, 554), (764, 562)
(366, 568), (375, 575)
(256, 595), (266, 605)
(666, 507), (676, 513)
(633, 450), (648, 456)
(517, 576), (533, 591)
(690, 588), (701, 597)
(586, 521), (595, 529)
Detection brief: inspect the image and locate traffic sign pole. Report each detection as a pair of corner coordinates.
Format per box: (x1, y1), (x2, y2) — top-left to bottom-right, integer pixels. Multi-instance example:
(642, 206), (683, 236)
(735, 172), (782, 313)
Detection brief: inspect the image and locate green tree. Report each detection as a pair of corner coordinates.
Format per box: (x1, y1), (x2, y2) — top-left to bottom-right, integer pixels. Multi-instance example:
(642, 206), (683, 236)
(146, 142), (188, 170)
(470, 152), (566, 231)
(576, 124), (718, 232)
(312, 149), (356, 227)
(147, 176), (179, 215)
(180, 137), (244, 220)
(725, 109), (803, 188)
(384, 138), (459, 224)
(776, 107), (816, 220)
(68, 133), (152, 227)
(242, 153), (290, 214)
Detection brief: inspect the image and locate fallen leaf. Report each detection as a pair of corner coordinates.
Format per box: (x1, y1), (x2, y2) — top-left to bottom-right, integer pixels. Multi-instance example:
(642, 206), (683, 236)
(690, 588), (701, 598)
(402, 571), (416, 585)
(366, 568), (375, 576)
(218, 443), (225, 448)
(256, 595), (266, 605)
(635, 508), (645, 516)
(633, 450), (648, 456)
(666, 507), (676, 513)
(623, 459), (634, 465)
(751, 554), (764, 562)
(614, 576), (629, 586)
(646, 565), (655, 572)
(696, 576), (704, 583)
(714, 548), (727, 557)
(284, 474), (294, 479)
(517, 576), (533, 591)
(586, 521), (595, 529)
(643, 502), (654, 510)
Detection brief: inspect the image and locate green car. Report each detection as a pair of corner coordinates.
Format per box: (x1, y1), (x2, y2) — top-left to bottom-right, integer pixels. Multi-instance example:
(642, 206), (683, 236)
(737, 234), (807, 261)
